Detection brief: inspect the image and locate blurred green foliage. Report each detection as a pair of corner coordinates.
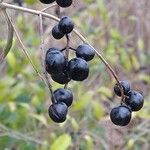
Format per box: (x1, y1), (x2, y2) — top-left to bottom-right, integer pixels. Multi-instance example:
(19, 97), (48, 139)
(0, 0), (149, 150)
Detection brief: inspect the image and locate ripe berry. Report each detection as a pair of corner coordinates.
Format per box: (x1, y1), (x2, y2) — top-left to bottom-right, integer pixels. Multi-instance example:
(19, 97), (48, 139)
(52, 25), (64, 40)
(76, 44), (95, 61)
(39, 0), (55, 4)
(68, 58), (89, 81)
(48, 102), (68, 123)
(56, 0), (72, 8)
(51, 71), (71, 84)
(125, 90), (144, 111)
(114, 80), (130, 97)
(45, 48), (67, 74)
(53, 88), (73, 107)
(110, 105), (132, 126)
(58, 16), (74, 34)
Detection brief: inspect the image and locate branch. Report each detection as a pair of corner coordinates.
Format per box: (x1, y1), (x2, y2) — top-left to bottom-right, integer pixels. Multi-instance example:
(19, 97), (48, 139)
(39, 14), (54, 101)
(4, 10), (47, 85)
(0, 2), (124, 100)
(0, 124), (46, 145)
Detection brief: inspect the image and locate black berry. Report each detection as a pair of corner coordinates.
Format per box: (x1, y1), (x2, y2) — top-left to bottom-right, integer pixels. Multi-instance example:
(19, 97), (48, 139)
(114, 80), (130, 97)
(52, 25), (64, 39)
(68, 58), (89, 81)
(48, 102), (68, 123)
(39, 0), (55, 4)
(76, 44), (95, 61)
(45, 48), (67, 74)
(125, 90), (144, 111)
(53, 88), (73, 107)
(56, 0), (72, 8)
(110, 105), (132, 126)
(51, 71), (71, 84)
(58, 16), (74, 34)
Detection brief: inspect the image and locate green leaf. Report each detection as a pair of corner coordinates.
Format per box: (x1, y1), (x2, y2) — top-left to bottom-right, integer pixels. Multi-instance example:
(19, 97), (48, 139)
(127, 139), (134, 150)
(25, 0), (37, 5)
(0, 10), (13, 64)
(6, 51), (16, 68)
(84, 135), (94, 150)
(50, 134), (72, 150)
(92, 101), (105, 120)
(69, 117), (79, 131)
(131, 55), (140, 70)
(73, 92), (92, 111)
(98, 87), (112, 98)
(137, 38), (144, 50)
(110, 28), (122, 41)
(30, 114), (48, 126)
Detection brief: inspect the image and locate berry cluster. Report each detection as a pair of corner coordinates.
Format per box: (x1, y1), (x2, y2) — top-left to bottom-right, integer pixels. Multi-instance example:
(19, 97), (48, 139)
(39, 0), (72, 8)
(39, 0), (144, 126)
(45, 16), (95, 123)
(110, 81), (144, 126)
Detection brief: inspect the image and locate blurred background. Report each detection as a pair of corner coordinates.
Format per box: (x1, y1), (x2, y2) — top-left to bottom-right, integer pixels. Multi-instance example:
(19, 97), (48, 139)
(0, 0), (150, 149)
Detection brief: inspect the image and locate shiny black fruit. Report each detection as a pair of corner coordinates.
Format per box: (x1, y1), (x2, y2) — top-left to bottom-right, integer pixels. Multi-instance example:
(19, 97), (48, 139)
(52, 25), (64, 39)
(58, 16), (74, 34)
(56, 0), (72, 8)
(51, 71), (71, 84)
(114, 80), (130, 96)
(68, 58), (89, 81)
(39, 0), (55, 4)
(76, 44), (95, 61)
(110, 105), (132, 126)
(53, 88), (73, 107)
(125, 90), (144, 111)
(45, 48), (67, 74)
(48, 102), (68, 123)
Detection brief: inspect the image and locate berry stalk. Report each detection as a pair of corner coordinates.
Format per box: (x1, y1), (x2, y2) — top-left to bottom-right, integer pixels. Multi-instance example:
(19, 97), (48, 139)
(39, 14), (54, 101)
(64, 34), (70, 89)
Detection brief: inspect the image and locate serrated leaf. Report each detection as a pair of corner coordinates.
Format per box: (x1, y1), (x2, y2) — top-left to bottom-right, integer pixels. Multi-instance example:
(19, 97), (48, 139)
(50, 134), (71, 150)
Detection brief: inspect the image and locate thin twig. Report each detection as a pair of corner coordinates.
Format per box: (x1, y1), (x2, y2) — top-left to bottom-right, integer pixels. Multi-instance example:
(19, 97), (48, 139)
(4, 11), (46, 84)
(64, 34), (70, 89)
(39, 13), (55, 102)
(0, 123), (46, 145)
(0, 2), (60, 21)
(69, 47), (76, 51)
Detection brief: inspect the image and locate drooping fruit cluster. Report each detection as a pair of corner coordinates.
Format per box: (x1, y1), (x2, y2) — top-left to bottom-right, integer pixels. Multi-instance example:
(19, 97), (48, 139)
(45, 16), (95, 123)
(52, 16), (74, 39)
(110, 81), (144, 126)
(39, 0), (72, 8)
(48, 88), (73, 123)
(38, 0), (144, 125)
